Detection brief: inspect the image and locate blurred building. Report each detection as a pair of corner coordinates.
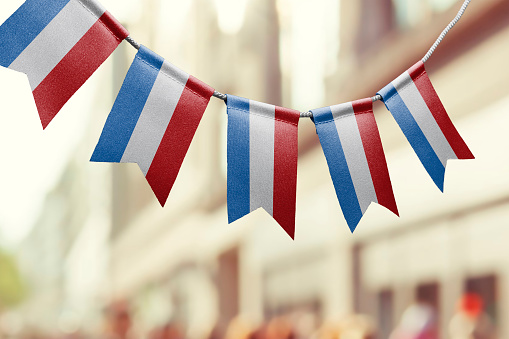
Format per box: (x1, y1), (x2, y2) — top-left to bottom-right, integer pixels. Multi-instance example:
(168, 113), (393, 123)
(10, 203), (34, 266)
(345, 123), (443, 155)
(3, 0), (509, 338)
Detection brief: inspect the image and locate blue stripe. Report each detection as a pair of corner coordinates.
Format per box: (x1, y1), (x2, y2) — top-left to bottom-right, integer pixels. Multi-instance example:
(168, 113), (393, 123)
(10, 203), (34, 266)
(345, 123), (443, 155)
(313, 107), (363, 232)
(91, 46), (163, 163)
(227, 95), (251, 223)
(0, 0), (71, 67)
(379, 83), (446, 191)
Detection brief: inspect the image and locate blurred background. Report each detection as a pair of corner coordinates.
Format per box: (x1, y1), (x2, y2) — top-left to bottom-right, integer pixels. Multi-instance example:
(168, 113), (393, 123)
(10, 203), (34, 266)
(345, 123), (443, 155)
(0, 0), (508, 338)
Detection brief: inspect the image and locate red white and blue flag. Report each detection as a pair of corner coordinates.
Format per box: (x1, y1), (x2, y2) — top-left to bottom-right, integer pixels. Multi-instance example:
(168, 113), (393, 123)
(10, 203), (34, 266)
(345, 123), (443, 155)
(0, 0), (129, 129)
(91, 46), (215, 206)
(312, 98), (399, 232)
(227, 95), (300, 239)
(378, 61), (474, 191)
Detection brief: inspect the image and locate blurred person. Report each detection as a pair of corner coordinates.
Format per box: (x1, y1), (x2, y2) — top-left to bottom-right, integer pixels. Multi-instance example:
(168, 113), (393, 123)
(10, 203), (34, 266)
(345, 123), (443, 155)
(205, 324), (222, 339)
(148, 322), (184, 339)
(61, 332), (86, 339)
(448, 294), (496, 339)
(248, 324), (267, 339)
(315, 321), (341, 339)
(265, 317), (294, 339)
(224, 316), (253, 339)
(317, 315), (375, 339)
(338, 315), (375, 339)
(158, 323), (184, 339)
(389, 303), (438, 339)
(291, 312), (318, 339)
(103, 301), (133, 339)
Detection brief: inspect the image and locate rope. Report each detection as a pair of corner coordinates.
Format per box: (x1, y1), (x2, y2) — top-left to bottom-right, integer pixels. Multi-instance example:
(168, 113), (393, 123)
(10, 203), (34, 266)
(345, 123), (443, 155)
(422, 0), (471, 63)
(355, 0), (470, 105)
(125, 36), (140, 50)
(123, 0), (472, 117)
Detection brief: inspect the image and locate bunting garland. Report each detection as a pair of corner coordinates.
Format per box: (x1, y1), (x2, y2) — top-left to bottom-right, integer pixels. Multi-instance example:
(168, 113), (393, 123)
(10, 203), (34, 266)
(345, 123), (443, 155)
(0, 0), (476, 237)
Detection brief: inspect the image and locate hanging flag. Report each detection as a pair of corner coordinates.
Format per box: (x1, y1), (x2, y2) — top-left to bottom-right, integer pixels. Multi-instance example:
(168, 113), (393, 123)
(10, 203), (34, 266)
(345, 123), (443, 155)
(312, 98), (398, 232)
(227, 95), (300, 239)
(91, 45), (215, 206)
(0, 0), (129, 129)
(378, 61), (474, 191)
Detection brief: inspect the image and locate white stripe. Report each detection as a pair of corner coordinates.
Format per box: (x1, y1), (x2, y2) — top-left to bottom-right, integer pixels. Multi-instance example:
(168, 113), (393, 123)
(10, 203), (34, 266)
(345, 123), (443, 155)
(76, 0), (107, 18)
(9, 0), (105, 91)
(121, 62), (189, 175)
(159, 59), (190, 86)
(249, 101), (275, 215)
(330, 102), (354, 120)
(393, 72), (457, 166)
(332, 103), (378, 214)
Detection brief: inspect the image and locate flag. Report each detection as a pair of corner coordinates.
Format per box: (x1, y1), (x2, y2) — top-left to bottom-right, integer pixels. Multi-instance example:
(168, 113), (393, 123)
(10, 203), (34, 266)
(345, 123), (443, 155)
(378, 61), (474, 191)
(312, 98), (398, 232)
(0, 0), (129, 128)
(227, 95), (300, 239)
(91, 45), (215, 206)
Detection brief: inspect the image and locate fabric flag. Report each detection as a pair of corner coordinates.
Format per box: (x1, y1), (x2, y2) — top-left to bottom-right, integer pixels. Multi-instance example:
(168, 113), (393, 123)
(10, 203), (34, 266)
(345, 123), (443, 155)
(0, 0), (129, 129)
(91, 45), (215, 206)
(378, 61), (474, 191)
(312, 98), (398, 232)
(227, 95), (300, 239)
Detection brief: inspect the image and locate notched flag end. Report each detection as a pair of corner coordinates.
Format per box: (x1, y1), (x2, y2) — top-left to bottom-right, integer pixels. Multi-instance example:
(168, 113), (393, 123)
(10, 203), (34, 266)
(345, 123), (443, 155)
(273, 213), (296, 240)
(312, 99), (398, 234)
(379, 60), (474, 192)
(226, 95), (300, 239)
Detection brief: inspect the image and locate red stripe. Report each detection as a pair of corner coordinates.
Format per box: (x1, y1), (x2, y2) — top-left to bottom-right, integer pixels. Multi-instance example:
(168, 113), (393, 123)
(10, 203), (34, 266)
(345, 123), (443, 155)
(273, 106), (300, 239)
(408, 61), (474, 160)
(145, 76), (214, 206)
(32, 12), (129, 129)
(353, 98), (398, 216)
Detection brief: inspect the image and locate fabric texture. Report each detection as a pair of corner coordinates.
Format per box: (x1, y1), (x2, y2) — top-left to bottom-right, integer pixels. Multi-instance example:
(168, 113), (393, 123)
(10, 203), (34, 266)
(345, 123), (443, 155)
(227, 95), (300, 239)
(378, 61), (474, 191)
(91, 45), (215, 206)
(0, 0), (129, 128)
(312, 98), (398, 232)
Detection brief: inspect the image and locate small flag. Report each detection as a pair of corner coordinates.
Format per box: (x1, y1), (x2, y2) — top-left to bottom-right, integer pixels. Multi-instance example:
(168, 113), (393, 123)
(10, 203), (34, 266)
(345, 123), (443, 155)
(378, 61), (474, 191)
(227, 95), (300, 239)
(312, 98), (398, 232)
(0, 0), (129, 129)
(91, 45), (215, 206)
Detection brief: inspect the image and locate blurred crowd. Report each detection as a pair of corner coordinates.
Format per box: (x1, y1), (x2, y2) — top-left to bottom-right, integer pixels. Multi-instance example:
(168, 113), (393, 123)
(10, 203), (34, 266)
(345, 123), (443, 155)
(0, 293), (496, 339)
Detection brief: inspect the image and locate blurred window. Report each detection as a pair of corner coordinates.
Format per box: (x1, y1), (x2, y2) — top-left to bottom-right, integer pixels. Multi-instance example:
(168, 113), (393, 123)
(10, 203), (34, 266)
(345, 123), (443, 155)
(217, 248), (240, 334)
(416, 282), (440, 312)
(356, 0), (396, 54)
(416, 282), (440, 332)
(465, 275), (498, 324)
(378, 289), (394, 339)
(264, 299), (321, 321)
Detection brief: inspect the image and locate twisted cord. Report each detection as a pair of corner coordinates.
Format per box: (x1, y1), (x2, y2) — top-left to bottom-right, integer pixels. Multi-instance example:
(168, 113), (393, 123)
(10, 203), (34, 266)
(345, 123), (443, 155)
(213, 91), (227, 101)
(126, 36), (141, 50)
(123, 0), (471, 117)
(422, 0), (471, 63)
(300, 111), (313, 118)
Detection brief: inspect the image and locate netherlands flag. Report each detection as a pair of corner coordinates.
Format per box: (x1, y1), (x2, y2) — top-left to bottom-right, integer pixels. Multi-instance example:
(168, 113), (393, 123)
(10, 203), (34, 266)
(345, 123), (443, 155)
(378, 61), (474, 191)
(312, 98), (398, 232)
(0, 0), (129, 129)
(91, 46), (215, 206)
(227, 95), (300, 239)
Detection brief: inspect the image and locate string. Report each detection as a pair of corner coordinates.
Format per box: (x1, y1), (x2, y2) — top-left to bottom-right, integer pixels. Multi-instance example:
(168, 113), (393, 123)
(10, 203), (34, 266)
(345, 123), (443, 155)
(124, 0), (472, 118)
